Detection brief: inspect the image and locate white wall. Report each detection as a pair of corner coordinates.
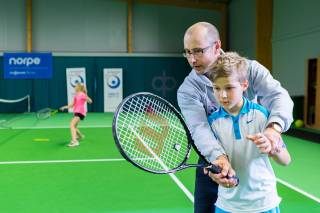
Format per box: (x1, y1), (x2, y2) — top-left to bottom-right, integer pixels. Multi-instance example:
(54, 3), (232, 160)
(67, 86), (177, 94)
(33, 0), (127, 52)
(272, 0), (320, 96)
(0, 0), (223, 53)
(133, 3), (221, 53)
(228, 0), (256, 58)
(0, 0), (25, 51)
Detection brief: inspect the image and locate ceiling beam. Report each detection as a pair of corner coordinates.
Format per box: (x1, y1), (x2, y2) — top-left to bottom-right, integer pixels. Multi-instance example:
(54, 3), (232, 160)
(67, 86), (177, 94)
(135, 0), (225, 10)
(26, 0), (32, 52)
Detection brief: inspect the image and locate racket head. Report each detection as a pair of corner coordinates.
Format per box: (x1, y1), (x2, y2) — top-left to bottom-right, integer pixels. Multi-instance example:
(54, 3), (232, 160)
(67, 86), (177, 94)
(112, 92), (193, 174)
(36, 108), (59, 119)
(36, 108), (53, 119)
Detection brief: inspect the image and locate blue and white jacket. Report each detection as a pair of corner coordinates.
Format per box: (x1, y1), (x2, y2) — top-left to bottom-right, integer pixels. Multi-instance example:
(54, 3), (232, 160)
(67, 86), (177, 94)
(209, 98), (281, 213)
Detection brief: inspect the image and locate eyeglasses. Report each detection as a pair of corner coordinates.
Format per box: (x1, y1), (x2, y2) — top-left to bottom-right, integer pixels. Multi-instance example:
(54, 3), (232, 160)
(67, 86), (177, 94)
(183, 43), (215, 58)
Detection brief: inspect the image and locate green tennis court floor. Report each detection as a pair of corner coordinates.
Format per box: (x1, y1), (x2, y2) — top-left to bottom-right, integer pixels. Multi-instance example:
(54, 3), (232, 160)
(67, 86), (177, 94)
(0, 113), (319, 213)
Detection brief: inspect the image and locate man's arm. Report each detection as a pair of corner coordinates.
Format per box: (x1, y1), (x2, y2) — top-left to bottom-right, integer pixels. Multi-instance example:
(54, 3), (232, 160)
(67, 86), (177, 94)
(249, 60), (294, 131)
(248, 60), (294, 154)
(177, 83), (225, 163)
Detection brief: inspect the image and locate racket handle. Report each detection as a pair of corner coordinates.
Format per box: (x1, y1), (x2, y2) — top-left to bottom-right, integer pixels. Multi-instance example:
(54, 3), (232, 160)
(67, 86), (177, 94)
(208, 165), (239, 185)
(208, 164), (221, 174)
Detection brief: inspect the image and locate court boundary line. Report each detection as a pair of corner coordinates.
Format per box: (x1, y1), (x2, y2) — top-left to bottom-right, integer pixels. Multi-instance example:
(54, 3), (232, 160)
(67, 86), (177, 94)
(0, 125), (112, 130)
(0, 157), (195, 202)
(129, 125), (194, 202)
(277, 178), (320, 203)
(169, 173), (194, 202)
(1, 158), (319, 204)
(0, 124), (195, 202)
(0, 158), (125, 165)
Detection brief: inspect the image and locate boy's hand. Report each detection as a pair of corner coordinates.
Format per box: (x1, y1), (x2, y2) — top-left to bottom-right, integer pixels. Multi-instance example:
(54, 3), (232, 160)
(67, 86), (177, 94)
(263, 128), (282, 155)
(247, 133), (272, 154)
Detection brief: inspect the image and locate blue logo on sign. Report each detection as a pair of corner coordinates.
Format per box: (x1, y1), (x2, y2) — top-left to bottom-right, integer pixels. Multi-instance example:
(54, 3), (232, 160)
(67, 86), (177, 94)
(70, 75), (84, 87)
(107, 75), (121, 89)
(3, 53), (52, 79)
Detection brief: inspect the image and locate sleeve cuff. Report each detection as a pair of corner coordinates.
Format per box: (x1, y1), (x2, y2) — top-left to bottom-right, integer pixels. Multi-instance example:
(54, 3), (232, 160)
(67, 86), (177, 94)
(208, 149), (226, 163)
(267, 117), (286, 132)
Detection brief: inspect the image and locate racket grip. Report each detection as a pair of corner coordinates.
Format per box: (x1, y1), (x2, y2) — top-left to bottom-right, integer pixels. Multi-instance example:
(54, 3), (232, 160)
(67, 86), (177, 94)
(208, 165), (239, 186)
(208, 164), (221, 174)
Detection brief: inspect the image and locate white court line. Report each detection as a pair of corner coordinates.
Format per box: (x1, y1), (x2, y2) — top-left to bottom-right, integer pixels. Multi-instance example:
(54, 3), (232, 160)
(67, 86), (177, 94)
(0, 123), (195, 202)
(3, 158), (319, 204)
(1, 123), (319, 205)
(0, 158), (125, 165)
(168, 173), (194, 203)
(0, 125), (112, 130)
(277, 178), (320, 203)
(129, 125), (194, 203)
(0, 156), (195, 202)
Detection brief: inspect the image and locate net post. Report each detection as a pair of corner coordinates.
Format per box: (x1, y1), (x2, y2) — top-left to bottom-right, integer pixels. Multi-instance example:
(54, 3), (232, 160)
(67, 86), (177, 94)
(27, 95), (31, 112)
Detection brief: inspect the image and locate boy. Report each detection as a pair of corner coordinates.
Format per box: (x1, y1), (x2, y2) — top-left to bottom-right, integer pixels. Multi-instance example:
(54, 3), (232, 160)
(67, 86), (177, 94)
(206, 52), (291, 212)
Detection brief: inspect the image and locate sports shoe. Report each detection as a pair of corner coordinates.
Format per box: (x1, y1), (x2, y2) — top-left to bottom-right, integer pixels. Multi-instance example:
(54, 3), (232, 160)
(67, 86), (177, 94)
(68, 140), (79, 147)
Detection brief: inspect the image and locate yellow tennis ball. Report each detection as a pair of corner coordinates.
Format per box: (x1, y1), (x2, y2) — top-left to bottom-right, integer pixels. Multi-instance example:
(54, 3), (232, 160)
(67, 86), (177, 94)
(294, 119), (304, 128)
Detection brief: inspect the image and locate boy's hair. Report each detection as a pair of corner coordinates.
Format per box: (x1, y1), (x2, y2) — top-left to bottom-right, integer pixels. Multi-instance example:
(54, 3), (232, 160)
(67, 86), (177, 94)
(207, 52), (248, 83)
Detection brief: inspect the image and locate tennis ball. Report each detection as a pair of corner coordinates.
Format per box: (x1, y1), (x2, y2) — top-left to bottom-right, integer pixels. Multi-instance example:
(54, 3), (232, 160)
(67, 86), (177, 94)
(294, 119), (304, 128)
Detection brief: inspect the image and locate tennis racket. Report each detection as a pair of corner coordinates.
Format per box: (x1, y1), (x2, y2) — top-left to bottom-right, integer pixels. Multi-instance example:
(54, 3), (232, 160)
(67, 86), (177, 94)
(112, 92), (239, 183)
(36, 108), (61, 120)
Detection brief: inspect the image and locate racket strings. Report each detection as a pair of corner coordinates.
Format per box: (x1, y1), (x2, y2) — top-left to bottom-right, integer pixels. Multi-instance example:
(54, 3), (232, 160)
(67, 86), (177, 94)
(119, 97), (158, 165)
(118, 96), (165, 169)
(116, 95), (189, 172)
(36, 108), (52, 119)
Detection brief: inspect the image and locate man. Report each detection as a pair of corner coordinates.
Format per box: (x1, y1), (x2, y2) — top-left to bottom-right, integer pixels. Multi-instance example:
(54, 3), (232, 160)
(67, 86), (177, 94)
(177, 22), (293, 213)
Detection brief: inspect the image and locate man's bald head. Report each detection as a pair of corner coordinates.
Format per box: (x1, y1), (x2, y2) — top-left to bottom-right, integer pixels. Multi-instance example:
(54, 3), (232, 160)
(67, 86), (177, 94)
(184, 22), (220, 45)
(183, 22), (222, 75)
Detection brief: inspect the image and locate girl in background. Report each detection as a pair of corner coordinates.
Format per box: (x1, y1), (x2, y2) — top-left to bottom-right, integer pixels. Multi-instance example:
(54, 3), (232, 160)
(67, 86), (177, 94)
(60, 83), (92, 147)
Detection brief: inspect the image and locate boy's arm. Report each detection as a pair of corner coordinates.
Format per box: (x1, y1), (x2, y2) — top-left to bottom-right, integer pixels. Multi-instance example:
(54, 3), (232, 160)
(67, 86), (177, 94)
(247, 133), (291, 166)
(270, 137), (291, 166)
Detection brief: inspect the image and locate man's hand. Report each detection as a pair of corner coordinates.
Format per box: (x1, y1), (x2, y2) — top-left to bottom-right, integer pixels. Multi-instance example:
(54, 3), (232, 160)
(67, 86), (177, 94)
(205, 155), (238, 188)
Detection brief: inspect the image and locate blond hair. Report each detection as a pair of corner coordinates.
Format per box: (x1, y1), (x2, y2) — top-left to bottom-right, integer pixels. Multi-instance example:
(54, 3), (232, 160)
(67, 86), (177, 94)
(207, 52), (248, 83)
(75, 83), (86, 93)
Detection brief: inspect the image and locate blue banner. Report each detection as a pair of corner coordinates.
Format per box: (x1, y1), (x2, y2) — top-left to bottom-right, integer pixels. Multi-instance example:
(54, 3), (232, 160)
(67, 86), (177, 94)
(3, 52), (53, 79)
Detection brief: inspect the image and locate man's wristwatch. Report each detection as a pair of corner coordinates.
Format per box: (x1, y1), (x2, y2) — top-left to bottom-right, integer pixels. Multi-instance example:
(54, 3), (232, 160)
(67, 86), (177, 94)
(267, 122), (282, 134)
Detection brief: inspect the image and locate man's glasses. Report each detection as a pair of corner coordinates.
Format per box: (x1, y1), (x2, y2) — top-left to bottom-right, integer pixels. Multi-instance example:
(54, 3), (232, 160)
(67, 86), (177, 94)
(183, 43), (215, 58)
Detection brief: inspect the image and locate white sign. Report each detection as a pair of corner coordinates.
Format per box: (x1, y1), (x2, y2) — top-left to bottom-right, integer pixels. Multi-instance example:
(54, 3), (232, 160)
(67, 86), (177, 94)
(66, 68), (87, 112)
(104, 68), (123, 112)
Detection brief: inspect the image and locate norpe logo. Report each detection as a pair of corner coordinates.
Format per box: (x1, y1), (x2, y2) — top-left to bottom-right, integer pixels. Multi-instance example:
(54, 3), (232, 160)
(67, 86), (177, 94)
(8, 56), (41, 67)
(4, 52), (52, 79)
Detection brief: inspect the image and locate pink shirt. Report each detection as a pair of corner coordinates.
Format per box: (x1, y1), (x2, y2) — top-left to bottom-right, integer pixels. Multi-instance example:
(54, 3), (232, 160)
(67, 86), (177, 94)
(73, 92), (87, 116)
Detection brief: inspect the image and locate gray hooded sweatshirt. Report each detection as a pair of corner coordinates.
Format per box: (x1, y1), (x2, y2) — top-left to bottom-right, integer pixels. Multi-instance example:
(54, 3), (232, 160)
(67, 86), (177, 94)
(177, 59), (293, 163)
